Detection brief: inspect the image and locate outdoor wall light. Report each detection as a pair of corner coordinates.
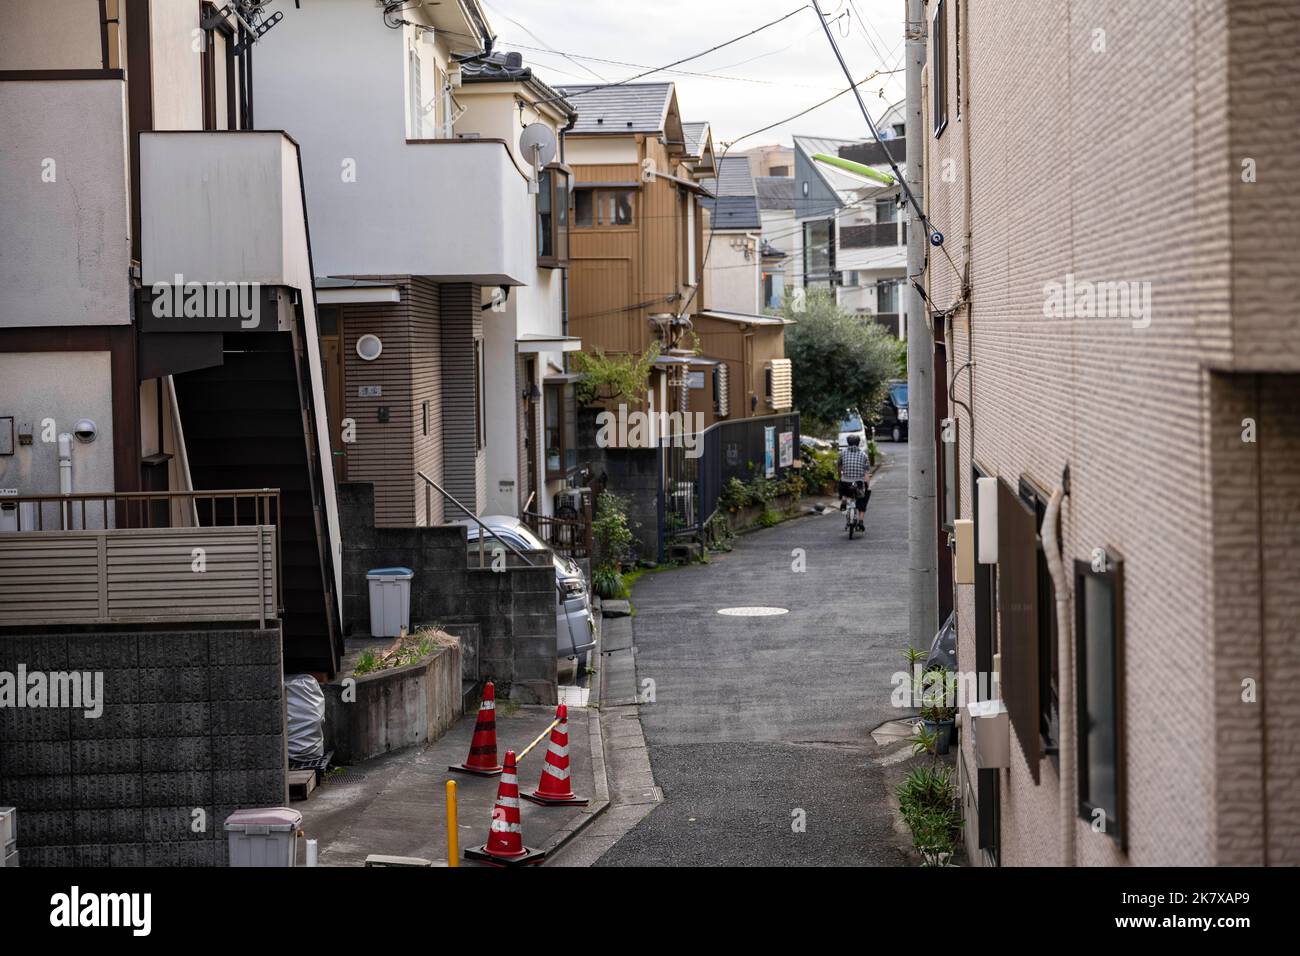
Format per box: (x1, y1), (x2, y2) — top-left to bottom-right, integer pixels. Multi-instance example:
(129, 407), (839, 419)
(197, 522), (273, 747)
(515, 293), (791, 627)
(356, 334), (383, 361)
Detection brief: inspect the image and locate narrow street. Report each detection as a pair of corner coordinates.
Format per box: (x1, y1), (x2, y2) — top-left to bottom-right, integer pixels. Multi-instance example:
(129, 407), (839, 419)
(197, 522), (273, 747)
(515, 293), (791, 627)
(596, 444), (913, 866)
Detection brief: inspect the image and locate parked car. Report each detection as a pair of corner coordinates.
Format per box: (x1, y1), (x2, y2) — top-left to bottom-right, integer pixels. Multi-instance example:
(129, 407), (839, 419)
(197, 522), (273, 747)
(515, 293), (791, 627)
(457, 515), (596, 660)
(837, 411), (868, 450)
(876, 380), (909, 442)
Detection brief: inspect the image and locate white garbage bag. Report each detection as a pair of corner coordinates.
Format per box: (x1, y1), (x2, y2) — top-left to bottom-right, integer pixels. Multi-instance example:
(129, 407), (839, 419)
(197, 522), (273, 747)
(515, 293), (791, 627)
(284, 673), (326, 760)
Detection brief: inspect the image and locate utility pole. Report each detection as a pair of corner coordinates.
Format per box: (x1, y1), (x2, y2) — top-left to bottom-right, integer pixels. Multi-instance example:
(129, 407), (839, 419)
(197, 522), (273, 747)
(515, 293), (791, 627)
(905, 0), (937, 649)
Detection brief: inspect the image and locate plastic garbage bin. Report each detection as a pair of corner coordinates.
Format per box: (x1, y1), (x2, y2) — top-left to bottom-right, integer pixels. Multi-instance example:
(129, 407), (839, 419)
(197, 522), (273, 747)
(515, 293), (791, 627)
(367, 566), (414, 637)
(224, 807), (302, 867)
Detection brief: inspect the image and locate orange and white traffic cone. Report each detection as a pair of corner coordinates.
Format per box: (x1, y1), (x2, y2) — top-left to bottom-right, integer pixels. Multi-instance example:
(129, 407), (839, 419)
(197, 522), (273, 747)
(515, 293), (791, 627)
(523, 705), (588, 807)
(463, 750), (546, 866)
(449, 680), (503, 776)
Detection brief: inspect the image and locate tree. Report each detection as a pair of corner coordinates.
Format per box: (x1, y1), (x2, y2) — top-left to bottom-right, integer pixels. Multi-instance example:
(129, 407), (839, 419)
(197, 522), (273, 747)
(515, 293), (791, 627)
(782, 289), (900, 435)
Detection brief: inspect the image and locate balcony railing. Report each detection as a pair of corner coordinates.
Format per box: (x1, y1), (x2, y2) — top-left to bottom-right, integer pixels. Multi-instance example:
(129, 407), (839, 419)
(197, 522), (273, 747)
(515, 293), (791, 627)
(0, 489), (280, 628)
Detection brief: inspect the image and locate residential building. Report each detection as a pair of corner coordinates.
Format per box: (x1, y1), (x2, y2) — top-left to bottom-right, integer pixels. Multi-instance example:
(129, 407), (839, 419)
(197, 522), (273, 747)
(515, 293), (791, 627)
(756, 175), (796, 311)
(0, 0), (337, 866)
(701, 155), (763, 315)
(558, 82), (792, 431)
(253, 1), (578, 524)
(793, 110), (908, 338)
(742, 143), (795, 178)
(922, 0), (1300, 866)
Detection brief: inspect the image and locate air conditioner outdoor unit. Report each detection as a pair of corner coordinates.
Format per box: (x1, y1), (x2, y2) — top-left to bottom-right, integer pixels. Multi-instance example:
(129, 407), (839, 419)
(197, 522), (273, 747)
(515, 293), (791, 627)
(555, 487), (592, 517)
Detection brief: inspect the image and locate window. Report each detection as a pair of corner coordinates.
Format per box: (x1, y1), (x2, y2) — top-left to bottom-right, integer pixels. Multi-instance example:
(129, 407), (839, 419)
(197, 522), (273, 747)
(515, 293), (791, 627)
(574, 188), (636, 227)
(932, 0), (949, 136)
(763, 272), (785, 310)
(876, 279), (900, 314)
(1020, 480), (1060, 760)
(765, 359), (793, 410)
(1075, 555), (1125, 849)
(714, 363), (730, 417)
(473, 339), (485, 451)
(803, 219), (834, 285)
(543, 383), (577, 477)
(769, 164), (789, 177)
(973, 464), (1000, 860)
(537, 164), (571, 268)
(875, 197), (898, 223)
(997, 477), (1041, 783)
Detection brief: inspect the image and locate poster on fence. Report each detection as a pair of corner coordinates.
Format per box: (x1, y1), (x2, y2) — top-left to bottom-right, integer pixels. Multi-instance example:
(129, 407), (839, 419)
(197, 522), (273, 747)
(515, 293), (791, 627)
(764, 426), (776, 478)
(779, 431), (793, 468)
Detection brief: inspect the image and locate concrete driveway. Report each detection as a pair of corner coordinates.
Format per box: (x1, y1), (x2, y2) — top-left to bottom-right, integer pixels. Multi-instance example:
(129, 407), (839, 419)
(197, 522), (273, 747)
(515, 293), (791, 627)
(596, 443), (916, 866)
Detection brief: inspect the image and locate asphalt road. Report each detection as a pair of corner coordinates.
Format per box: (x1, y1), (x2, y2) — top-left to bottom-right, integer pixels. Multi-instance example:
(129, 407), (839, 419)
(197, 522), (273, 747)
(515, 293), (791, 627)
(596, 443), (915, 866)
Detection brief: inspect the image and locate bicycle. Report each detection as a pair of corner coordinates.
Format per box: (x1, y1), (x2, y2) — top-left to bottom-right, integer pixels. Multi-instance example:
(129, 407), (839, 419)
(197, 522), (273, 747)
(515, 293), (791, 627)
(843, 480), (865, 539)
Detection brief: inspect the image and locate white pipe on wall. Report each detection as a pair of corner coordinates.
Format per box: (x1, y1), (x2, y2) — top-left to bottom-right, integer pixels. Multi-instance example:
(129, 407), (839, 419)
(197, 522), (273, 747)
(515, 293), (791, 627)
(58, 432), (73, 530)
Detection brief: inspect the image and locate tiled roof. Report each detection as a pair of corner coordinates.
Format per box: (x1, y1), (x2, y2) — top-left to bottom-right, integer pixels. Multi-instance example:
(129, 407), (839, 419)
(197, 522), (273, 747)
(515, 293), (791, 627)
(700, 156), (760, 231)
(682, 121), (710, 157)
(556, 82), (673, 134)
(460, 51), (575, 116)
(755, 176), (795, 210)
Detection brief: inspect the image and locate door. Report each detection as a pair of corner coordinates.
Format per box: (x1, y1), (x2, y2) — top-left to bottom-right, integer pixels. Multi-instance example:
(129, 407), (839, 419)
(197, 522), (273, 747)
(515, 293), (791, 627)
(524, 357), (538, 511)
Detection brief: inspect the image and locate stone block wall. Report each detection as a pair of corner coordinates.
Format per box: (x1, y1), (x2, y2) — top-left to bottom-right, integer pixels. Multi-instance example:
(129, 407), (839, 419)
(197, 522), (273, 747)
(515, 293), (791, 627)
(0, 627), (287, 867)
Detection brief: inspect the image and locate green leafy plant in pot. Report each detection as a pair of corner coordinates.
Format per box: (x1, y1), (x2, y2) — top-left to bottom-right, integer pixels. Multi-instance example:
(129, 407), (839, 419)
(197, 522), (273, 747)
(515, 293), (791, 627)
(916, 665), (958, 755)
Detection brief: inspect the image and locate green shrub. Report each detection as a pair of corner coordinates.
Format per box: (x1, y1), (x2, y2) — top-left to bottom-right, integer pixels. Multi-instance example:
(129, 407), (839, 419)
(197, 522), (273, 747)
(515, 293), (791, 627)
(592, 565), (625, 599)
(755, 508), (780, 528)
(592, 492), (634, 568)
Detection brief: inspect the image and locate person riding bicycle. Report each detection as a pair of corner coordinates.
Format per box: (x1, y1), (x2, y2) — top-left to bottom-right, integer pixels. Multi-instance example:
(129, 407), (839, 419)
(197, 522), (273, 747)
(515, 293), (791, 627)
(838, 434), (870, 532)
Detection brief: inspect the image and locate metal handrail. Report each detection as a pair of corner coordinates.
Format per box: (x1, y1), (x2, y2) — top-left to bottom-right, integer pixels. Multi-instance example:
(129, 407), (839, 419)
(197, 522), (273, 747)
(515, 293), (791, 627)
(415, 471), (537, 569)
(416, 471), (588, 661)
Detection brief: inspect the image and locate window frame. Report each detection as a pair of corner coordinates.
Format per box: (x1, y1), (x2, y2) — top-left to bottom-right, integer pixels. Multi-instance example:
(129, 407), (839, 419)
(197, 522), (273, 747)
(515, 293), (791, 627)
(537, 162), (572, 269)
(1075, 555), (1127, 850)
(932, 0), (949, 138)
(573, 187), (637, 229)
(1019, 477), (1060, 762)
(802, 218), (835, 286)
(542, 382), (577, 478)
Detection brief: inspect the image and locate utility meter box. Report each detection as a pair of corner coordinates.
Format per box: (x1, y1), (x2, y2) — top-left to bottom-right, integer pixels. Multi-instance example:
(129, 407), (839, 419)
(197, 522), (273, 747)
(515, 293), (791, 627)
(966, 699), (1010, 769)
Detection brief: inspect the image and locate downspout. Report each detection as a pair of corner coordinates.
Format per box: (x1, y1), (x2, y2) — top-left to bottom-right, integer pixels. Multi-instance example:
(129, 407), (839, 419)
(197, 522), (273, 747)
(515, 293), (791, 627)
(1039, 474), (1075, 866)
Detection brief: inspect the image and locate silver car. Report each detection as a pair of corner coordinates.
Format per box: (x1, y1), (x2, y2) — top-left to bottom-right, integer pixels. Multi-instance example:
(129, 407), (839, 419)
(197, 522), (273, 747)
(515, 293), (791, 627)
(459, 515), (597, 660)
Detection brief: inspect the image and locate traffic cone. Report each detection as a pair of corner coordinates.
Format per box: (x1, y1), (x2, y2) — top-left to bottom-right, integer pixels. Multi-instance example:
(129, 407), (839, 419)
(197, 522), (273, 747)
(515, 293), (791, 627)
(523, 705), (588, 807)
(463, 750), (546, 866)
(450, 680), (502, 776)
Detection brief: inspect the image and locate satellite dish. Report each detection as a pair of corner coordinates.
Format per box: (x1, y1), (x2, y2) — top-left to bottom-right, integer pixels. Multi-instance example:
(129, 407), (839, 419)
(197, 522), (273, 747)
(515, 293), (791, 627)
(519, 123), (557, 168)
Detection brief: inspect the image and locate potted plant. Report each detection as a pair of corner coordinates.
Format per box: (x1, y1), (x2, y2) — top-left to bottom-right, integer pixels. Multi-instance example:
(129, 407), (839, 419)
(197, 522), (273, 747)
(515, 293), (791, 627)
(916, 665), (957, 754)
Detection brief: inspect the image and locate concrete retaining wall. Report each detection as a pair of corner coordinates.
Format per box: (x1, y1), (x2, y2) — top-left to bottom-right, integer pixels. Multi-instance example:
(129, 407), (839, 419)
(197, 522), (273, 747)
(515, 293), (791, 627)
(338, 483), (557, 704)
(323, 642), (463, 764)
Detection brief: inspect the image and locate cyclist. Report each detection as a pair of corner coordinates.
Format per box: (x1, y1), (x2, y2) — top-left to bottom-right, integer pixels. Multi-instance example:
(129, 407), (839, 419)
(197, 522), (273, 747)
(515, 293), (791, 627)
(838, 434), (870, 532)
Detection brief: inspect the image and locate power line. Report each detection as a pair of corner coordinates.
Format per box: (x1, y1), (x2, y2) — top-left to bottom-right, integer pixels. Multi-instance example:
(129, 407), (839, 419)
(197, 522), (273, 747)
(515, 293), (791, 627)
(479, 0), (609, 83)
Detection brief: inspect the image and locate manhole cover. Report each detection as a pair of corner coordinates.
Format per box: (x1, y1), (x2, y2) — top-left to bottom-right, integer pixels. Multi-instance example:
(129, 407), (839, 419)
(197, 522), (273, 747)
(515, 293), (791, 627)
(717, 606), (789, 617)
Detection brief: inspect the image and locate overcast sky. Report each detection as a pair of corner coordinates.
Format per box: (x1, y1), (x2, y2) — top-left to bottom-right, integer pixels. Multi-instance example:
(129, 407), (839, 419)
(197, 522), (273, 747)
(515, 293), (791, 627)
(478, 0), (907, 150)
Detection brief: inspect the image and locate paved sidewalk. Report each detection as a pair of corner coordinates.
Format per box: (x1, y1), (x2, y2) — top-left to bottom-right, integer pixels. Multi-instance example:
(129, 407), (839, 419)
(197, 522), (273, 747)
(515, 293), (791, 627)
(297, 704), (598, 866)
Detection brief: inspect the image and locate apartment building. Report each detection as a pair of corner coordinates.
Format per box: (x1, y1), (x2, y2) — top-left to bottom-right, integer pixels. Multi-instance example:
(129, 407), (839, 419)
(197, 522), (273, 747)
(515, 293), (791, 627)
(253, 0), (579, 524)
(558, 82), (791, 431)
(741, 143), (795, 178)
(0, 0), (337, 866)
(921, 0), (1300, 866)
(792, 109), (908, 338)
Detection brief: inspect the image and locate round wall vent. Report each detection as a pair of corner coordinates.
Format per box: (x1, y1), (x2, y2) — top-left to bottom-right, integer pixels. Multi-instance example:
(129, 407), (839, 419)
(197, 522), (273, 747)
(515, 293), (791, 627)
(356, 334), (383, 361)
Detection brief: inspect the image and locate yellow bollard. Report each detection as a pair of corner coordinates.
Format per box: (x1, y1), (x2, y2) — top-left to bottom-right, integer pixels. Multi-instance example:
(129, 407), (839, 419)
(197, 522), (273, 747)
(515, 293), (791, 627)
(446, 779), (459, 867)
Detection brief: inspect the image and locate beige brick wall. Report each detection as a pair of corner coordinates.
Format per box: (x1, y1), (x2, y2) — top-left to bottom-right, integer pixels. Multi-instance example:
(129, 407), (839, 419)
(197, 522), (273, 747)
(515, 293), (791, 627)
(925, 0), (1298, 865)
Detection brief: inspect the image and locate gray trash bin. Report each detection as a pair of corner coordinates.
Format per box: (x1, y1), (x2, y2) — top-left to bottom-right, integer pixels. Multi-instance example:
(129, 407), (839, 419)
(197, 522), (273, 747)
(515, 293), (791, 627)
(367, 566), (414, 637)
(224, 807), (302, 867)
